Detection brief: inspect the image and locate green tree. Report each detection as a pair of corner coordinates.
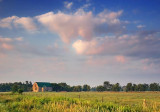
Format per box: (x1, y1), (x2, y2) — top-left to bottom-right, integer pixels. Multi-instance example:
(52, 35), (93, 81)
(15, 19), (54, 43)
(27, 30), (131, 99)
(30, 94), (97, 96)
(96, 85), (105, 92)
(126, 83), (133, 92)
(73, 85), (82, 92)
(0, 81), (32, 92)
(103, 81), (111, 91)
(51, 83), (61, 91)
(143, 83), (149, 91)
(90, 87), (96, 91)
(12, 84), (18, 93)
(132, 84), (137, 91)
(112, 83), (121, 91)
(83, 84), (91, 91)
(58, 82), (71, 91)
(150, 83), (159, 91)
(136, 84), (145, 91)
(18, 89), (23, 94)
(51, 83), (71, 92)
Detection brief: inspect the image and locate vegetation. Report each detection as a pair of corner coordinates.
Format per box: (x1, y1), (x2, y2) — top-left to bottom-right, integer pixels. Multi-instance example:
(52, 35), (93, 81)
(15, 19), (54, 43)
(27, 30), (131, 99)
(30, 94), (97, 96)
(0, 92), (160, 112)
(0, 81), (160, 111)
(83, 84), (91, 91)
(1, 81), (160, 92)
(18, 89), (23, 95)
(96, 85), (105, 92)
(0, 81), (32, 92)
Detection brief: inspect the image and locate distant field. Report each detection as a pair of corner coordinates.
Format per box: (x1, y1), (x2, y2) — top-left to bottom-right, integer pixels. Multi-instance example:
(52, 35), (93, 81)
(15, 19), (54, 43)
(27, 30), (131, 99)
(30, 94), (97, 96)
(0, 92), (160, 112)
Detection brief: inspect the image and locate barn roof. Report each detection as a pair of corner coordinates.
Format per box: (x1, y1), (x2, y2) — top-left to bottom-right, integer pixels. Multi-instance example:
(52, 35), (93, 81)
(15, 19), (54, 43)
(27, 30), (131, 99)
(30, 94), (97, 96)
(36, 82), (52, 87)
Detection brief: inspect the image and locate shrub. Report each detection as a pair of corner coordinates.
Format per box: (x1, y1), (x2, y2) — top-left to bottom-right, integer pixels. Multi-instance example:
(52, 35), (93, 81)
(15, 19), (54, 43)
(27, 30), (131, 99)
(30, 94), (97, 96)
(18, 89), (23, 95)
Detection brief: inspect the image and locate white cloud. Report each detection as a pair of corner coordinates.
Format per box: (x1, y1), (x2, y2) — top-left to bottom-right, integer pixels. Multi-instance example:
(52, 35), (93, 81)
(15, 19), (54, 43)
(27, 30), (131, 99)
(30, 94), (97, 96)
(0, 16), (37, 31)
(97, 10), (123, 24)
(36, 11), (94, 43)
(72, 32), (160, 59)
(137, 24), (145, 29)
(64, 2), (73, 9)
(0, 36), (23, 42)
(1, 43), (13, 50)
(36, 9), (124, 43)
(81, 3), (91, 9)
(0, 36), (23, 51)
(0, 9), (124, 43)
(72, 39), (102, 55)
(0, 37), (12, 42)
(14, 17), (37, 31)
(115, 55), (126, 63)
(0, 16), (18, 29)
(15, 37), (23, 41)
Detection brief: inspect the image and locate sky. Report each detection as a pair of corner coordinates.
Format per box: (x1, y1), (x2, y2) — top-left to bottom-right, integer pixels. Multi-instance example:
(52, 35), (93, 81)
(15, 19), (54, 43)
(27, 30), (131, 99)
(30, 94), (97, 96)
(0, 0), (160, 86)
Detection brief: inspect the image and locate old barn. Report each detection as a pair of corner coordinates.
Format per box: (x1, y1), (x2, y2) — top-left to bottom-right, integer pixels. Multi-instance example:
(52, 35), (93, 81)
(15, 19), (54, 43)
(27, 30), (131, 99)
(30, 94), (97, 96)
(32, 82), (52, 92)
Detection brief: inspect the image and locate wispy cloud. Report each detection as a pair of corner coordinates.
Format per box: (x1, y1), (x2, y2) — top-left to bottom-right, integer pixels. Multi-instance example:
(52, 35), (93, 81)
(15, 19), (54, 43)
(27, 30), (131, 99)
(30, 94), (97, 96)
(115, 55), (126, 63)
(0, 36), (23, 52)
(0, 16), (37, 31)
(0, 36), (23, 42)
(15, 37), (23, 41)
(14, 17), (37, 31)
(1, 43), (13, 50)
(0, 37), (12, 42)
(0, 16), (18, 29)
(64, 2), (73, 9)
(137, 24), (145, 29)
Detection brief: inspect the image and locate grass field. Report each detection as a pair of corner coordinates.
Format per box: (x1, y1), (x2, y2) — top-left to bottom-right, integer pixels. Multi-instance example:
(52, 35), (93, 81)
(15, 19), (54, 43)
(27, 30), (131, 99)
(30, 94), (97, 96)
(0, 92), (160, 112)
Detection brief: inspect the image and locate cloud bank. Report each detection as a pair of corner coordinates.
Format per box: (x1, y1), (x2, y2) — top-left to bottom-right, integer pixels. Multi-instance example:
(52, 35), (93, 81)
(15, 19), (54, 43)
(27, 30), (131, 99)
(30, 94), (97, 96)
(0, 9), (159, 61)
(73, 32), (160, 59)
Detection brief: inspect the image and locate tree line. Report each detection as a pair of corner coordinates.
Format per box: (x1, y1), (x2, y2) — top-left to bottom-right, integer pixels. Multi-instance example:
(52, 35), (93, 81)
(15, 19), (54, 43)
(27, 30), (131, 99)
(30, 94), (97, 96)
(0, 81), (32, 92)
(96, 81), (160, 92)
(0, 81), (160, 92)
(51, 83), (90, 92)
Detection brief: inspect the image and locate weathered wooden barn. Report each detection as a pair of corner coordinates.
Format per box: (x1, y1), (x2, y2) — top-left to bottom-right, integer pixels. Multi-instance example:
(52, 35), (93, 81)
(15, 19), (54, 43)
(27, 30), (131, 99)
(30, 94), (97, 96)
(32, 82), (52, 92)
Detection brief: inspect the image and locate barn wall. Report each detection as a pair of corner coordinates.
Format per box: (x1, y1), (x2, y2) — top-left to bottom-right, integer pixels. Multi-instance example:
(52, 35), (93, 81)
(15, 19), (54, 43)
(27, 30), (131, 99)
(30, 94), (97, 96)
(39, 87), (42, 92)
(32, 82), (53, 92)
(33, 83), (39, 92)
(47, 87), (52, 91)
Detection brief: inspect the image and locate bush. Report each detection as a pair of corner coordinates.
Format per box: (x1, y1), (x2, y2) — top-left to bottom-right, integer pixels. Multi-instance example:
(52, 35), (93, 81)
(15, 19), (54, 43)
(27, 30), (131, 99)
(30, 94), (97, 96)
(18, 89), (23, 94)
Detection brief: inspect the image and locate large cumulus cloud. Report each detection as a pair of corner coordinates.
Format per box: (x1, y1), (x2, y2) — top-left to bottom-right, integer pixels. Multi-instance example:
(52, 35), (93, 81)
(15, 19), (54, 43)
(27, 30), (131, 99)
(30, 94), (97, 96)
(36, 9), (124, 43)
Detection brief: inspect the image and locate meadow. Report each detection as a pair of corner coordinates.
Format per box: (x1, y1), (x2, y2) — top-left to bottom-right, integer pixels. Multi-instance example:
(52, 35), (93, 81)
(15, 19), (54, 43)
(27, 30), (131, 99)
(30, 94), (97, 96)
(0, 92), (160, 112)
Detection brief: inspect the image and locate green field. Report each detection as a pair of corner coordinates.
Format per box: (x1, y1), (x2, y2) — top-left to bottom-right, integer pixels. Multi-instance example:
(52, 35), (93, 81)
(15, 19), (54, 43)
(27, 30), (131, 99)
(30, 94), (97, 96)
(0, 92), (160, 112)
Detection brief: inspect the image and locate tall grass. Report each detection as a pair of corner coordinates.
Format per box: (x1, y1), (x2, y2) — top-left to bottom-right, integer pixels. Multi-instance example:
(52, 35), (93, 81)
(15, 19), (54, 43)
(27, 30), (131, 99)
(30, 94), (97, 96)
(0, 92), (160, 112)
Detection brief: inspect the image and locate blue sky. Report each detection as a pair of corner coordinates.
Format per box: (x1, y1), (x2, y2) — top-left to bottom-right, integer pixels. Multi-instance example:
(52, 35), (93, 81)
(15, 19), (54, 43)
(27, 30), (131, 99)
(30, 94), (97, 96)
(0, 0), (160, 86)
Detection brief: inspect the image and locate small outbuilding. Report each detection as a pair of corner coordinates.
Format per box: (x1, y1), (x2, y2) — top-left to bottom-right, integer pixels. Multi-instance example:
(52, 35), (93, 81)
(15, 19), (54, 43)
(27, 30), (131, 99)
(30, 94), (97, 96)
(32, 82), (52, 92)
